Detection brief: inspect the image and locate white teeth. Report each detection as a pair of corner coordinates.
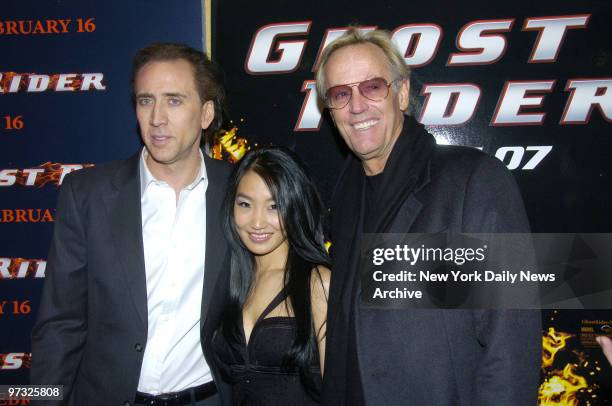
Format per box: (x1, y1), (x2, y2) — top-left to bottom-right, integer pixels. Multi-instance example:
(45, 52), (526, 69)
(353, 120), (377, 130)
(250, 233), (270, 242)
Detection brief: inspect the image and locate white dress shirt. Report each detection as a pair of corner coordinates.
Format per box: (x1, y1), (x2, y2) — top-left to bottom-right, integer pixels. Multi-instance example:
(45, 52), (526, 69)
(137, 149), (212, 394)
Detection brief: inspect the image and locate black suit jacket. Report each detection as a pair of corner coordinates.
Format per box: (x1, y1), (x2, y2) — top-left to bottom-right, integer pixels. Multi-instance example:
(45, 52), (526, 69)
(323, 120), (542, 405)
(31, 151), (232, 406)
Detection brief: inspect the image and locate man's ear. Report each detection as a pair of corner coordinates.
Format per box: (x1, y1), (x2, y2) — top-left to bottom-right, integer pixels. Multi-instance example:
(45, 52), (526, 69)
(398, 79), (410, 112)
(201, 100), (215, 130)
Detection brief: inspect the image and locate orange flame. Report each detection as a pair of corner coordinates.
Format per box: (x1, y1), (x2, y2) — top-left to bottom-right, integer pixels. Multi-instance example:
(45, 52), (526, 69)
(537, 328), (602, 406)
(212, 127), (249, 163)
(1, 72), (85, 92)
(0, 258), (45, 279)
(542, 327), (573, 369)
(538, 364), (588, 406)
(0, 353), (31, 369)
(7, 258), (27, 279)
(0, 72), (26, 92)
(48, 74), (83, 91)
(13, 162), (94, 187)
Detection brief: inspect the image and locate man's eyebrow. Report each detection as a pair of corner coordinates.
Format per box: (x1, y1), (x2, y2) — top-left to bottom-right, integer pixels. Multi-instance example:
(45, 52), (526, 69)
(163, 92), (188, 98)
(135, 92), (188, 99)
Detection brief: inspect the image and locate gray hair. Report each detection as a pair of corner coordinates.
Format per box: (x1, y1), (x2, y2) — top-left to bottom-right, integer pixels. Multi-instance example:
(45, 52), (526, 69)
(315, 28), (411, 103)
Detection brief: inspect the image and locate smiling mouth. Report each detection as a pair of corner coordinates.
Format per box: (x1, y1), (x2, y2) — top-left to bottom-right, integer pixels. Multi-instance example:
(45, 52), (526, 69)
(352, 119), (378, 130)
(248, 233), (271, 243)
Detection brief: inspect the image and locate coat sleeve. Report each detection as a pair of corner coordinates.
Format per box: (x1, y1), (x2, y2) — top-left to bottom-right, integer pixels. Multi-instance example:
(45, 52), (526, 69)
(31, 174), (88, 404)
(463, 155), (542, 406)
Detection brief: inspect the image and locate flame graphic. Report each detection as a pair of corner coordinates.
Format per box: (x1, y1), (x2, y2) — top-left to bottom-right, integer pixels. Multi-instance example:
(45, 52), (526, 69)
(6, 258), (27, 279)
(212, 126), (249, 163)
(13, 162), (94, 187)
(542, 327), (574, 369)
(1, 72), (85, 92)
(0, 72), (27, 92)
(48, 74), (83, 91)
(537, 328), (606, 406)
(539, 364), (588, 406)
(0, 258), (45, 279)
(0, 353), (31, 369)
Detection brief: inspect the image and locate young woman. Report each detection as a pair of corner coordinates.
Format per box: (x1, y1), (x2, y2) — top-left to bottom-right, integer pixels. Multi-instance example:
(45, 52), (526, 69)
(211, 147), (330, 405)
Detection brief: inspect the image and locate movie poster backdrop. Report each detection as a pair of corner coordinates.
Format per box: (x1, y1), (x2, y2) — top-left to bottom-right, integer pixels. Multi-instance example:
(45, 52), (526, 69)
(0, 0), (610, 403)
(0, 0), (205, 388)
(212, 0), (611, 403)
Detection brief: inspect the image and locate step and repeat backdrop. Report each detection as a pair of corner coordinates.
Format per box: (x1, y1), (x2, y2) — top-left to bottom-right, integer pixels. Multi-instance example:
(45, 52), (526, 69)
(0, 0), (206, 390)
(212, 0), (611, 404)
(0, 0), (610, 404)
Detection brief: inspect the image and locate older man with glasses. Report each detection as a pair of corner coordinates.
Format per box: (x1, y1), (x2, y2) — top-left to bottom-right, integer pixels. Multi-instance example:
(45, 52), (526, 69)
(316, 28), (542, 406)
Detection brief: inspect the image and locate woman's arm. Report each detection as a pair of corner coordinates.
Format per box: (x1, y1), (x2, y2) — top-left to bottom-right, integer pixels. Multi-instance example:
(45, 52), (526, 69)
(311, 266), (331, 374)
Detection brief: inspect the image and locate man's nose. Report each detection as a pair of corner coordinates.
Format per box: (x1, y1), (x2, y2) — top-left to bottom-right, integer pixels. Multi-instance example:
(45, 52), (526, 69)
(348, 87), (368, 114)
(150, 102), (168, 126)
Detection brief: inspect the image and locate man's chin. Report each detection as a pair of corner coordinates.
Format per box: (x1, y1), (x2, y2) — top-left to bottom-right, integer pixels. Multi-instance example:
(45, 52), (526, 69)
(353, 146), (381, 161)
(146, 149), (176, 166)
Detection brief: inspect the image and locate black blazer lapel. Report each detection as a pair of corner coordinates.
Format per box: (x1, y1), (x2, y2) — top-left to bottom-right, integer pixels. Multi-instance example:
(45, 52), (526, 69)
(387, 196), (423, 233)
(387, 157), (431, 233)
(201, 155), (230, 326)
(104, 153), (148, 328)
(328, 157), (365, 329)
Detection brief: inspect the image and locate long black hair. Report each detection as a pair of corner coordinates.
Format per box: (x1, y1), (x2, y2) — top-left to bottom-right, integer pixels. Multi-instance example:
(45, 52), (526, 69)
(221, 146), (330, 392)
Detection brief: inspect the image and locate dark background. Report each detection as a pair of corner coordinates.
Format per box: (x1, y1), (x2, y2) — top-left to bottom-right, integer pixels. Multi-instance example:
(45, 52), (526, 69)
(0, 0), (610, 403)
(0, 0), (204, 386)
(214, 0), (611, 403)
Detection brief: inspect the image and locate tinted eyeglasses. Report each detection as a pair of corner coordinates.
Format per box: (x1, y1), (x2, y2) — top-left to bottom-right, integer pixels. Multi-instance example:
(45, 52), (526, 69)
(324, 77), (399, 109)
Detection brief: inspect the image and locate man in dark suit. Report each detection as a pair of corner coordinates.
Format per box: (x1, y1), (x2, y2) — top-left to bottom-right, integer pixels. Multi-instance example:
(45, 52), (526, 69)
(31, 43), (232, 406)
(315, 29), (542, 405)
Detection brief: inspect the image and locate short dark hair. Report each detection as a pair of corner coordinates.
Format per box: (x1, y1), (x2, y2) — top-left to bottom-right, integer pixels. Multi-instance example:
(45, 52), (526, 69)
(132, 42), (227, 143)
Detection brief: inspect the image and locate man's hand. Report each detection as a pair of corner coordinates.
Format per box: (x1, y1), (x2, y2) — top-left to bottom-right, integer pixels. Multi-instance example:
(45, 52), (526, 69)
(596, 336), (612, 366)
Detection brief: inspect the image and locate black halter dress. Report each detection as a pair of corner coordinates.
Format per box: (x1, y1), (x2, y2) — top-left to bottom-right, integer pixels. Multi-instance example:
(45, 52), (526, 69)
(211, 289), (322, 405)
